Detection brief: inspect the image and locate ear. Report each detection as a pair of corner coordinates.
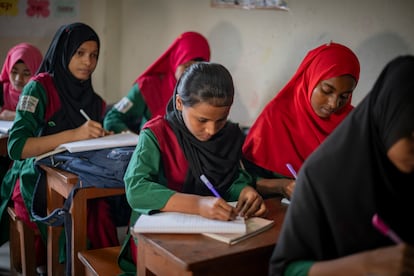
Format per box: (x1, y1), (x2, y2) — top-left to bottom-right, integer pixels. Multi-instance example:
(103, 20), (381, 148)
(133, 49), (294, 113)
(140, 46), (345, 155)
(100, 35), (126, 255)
(175, 95), (183, 111)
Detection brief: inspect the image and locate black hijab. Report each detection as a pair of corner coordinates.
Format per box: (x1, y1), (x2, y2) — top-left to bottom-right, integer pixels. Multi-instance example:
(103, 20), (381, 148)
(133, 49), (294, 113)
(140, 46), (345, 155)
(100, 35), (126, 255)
(165, 93), (244, 196)
(38, 22), (103, 135)
(269, 56), (414, 274)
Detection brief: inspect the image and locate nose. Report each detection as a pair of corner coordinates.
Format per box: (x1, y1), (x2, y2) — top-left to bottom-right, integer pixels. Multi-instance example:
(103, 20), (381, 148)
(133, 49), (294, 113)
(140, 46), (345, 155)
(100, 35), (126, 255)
(83, 55), (92, 66)
(205, 122), (219, 136)
(14, 73), (23, 82)
(327, 94), (339, 110)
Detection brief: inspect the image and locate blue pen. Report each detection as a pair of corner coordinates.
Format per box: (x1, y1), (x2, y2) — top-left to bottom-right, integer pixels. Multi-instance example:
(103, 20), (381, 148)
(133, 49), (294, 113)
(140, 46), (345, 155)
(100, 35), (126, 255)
(286, 163), (297, 179)
(200, 174), (221, 198)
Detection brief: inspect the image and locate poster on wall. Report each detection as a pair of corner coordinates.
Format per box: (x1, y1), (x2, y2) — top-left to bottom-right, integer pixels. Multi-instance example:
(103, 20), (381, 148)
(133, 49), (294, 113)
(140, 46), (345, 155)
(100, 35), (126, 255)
(0, 0), (80, 37)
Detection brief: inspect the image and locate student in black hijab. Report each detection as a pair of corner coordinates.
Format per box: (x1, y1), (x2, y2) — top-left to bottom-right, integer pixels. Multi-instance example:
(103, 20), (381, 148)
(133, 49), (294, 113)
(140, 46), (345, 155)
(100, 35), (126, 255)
(0, 22), (117, 270)
(269, 56), (414, 276)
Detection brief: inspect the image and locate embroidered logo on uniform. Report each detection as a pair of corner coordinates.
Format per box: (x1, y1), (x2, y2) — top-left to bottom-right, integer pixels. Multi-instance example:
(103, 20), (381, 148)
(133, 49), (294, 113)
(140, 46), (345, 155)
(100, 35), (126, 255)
(114, 97), (133, 114)
(17, 95), (39, 113)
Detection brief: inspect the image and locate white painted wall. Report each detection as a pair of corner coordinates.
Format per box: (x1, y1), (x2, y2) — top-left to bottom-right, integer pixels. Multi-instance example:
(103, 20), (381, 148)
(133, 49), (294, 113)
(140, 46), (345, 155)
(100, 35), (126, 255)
(1, 0), (413, 126)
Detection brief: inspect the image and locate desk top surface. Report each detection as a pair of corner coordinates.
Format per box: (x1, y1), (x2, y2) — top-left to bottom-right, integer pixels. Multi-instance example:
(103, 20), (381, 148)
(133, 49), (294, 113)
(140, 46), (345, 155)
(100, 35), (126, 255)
(133, 197), (287, 268)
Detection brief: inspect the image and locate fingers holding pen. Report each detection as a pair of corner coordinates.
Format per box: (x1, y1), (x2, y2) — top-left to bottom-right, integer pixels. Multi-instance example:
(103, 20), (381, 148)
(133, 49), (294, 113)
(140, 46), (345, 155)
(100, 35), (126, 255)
(79, 108), (112, 137)
(198, 197), (237, 221)
(76, 120), (111, 139)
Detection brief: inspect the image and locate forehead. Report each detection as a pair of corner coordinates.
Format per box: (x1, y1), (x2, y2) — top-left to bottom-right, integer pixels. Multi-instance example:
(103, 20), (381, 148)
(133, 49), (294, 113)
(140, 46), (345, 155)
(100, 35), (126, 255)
(77, 40), (98, 51)
(186, 102), (231, 119)
(11, 62), (30, 71)
(320, 75), (356, 91)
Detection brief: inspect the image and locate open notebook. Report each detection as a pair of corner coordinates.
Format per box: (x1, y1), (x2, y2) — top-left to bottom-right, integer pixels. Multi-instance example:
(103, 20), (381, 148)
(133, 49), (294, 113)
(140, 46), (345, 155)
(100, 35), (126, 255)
(133, 211), (246, 234)
(35, 132), (139, 161)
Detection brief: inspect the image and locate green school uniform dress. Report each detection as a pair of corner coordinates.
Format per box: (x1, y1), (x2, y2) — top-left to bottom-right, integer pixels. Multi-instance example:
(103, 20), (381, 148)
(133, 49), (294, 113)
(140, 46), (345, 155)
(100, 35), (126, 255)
(118, 117), (252, 275)
(103, 83), (151, 133)
(0, 80), (51, 245)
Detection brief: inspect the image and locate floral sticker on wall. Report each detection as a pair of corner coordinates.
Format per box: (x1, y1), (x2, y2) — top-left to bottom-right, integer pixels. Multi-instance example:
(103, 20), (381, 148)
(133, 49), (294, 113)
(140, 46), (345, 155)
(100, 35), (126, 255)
(0, 0), (18, 16)
(26, 0), (49, 17)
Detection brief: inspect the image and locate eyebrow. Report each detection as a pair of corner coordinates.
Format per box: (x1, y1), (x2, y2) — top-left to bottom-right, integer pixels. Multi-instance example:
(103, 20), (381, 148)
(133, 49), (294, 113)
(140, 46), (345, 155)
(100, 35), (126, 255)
(322, 82), (336, 91)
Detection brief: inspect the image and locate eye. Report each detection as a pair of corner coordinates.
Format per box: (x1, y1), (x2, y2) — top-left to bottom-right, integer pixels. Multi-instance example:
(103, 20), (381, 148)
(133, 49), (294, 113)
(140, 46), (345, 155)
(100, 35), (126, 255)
(198, 118), (208, 123)
(76, 50), (85, 57)
(90, 52), (98, 59)
(340, 93), (351, 100)
(320, 84), (333, 95)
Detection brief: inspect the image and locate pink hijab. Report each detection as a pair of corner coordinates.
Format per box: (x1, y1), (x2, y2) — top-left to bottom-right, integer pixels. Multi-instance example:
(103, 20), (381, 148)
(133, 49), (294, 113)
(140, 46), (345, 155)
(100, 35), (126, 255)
(136, 32), (210, 118)
(0, 43), (43, 110)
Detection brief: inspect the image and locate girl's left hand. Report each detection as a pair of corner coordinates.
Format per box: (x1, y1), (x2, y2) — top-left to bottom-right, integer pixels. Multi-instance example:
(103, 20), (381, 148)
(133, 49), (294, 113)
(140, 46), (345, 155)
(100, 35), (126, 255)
(236, 186), (267, 218)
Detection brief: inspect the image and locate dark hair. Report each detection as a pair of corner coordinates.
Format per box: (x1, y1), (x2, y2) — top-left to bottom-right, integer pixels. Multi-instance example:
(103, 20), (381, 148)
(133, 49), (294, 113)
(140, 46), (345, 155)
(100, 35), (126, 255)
(176, 62), (234, 107)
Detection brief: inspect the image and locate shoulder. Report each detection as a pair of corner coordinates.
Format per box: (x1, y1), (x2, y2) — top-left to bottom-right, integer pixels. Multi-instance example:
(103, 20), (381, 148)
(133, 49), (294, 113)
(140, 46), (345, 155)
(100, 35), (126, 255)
(143, 115), (168, 130)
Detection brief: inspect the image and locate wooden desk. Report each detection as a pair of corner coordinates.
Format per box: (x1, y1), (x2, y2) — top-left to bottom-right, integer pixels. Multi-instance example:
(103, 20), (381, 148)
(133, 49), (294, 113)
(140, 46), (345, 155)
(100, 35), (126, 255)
(134, 198), (287, 276)
(40, 165), (126, 276)
(0, 135), (7, 156)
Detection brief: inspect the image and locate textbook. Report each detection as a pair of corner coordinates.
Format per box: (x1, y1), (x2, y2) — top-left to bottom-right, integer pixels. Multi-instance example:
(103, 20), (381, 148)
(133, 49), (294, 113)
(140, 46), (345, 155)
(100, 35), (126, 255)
(35, 132), (139, 161)
(133, 211), (246, 234)
(202, 216), (274, 245)
(0, 120), (13, 134)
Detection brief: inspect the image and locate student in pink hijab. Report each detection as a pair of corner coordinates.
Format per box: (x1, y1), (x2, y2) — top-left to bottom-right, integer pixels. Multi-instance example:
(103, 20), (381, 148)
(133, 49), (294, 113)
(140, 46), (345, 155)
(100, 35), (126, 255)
(0, 42), (43, 120)
(104, 31), (211, 133)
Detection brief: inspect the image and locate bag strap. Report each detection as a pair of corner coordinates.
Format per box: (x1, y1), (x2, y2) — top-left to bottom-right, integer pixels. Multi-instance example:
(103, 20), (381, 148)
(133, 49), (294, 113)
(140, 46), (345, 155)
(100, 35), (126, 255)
(31, 165), (80, 275)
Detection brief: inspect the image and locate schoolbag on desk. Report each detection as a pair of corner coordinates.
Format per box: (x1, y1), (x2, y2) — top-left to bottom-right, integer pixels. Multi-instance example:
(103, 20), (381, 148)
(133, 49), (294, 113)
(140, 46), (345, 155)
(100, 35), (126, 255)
(31, 146), (135, 275)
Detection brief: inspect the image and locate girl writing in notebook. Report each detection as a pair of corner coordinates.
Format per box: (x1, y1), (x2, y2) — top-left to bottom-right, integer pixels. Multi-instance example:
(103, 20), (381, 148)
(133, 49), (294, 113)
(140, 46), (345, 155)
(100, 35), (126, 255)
(0, 22), (118, 270)
(104, 31), (210, 133)
(269, 56), (414, 275)
(119, 62), (267, 274)
(243, 42), (360, 199)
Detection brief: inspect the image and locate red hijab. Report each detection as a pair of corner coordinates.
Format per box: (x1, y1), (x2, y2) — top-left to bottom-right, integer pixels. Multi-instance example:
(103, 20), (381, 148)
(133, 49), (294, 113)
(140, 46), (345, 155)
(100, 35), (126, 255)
(136, 31), (210, 118)
(243, 42), (360, 176)
(0, 43), (43, 110)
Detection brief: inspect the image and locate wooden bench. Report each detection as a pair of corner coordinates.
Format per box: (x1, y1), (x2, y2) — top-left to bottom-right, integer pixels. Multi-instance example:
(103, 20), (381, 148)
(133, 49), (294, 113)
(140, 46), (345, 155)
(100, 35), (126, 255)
(78, 246), (122, 276)
(7, 206), (39, 276)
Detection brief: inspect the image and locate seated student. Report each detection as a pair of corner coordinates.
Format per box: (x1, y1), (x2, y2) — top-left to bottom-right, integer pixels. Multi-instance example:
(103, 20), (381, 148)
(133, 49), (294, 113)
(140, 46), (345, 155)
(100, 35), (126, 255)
(103, 31), (210, 133)
(0, 42), (43, 121)
(0, 22), (119, 269)
(118, 62), (267, 274)
(269, 56), (414, 275)
(0, 43), (42, 182)
(242, 42), (360, 199)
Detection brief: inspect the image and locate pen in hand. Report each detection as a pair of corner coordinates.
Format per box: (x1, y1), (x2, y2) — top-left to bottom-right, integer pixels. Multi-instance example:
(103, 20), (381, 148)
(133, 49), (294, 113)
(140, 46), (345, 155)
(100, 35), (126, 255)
(80, 109), (91, 121)
(200, 174), (221, 198)
(80, 109), (111, 136)
(286, 163), (297, 179)
(372, 213), (403, 243)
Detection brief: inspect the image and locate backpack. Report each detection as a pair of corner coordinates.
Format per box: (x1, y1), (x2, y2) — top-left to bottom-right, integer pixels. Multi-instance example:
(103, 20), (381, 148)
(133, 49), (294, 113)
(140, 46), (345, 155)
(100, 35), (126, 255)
(31, 146), (135, 275)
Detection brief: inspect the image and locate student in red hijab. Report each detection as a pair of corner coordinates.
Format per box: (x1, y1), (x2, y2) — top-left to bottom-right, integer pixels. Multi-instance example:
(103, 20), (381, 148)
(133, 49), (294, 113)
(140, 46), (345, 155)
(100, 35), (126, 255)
(242, 42), (360, 199)
(104, 31), (211, 133)
(0, 42), (43, 121)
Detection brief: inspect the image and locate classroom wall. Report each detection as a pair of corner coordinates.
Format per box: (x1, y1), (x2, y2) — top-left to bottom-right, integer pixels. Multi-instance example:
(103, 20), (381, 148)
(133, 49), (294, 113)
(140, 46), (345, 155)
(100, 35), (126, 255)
(1, 0), (413, 126)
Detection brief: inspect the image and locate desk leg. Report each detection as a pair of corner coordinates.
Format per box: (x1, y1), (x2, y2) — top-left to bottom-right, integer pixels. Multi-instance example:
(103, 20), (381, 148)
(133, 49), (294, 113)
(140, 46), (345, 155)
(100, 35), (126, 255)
(137, 235), (147, 276)
(137, 236), (158, 276)
(70, 189), (87, 276)
(47, 186), (64, 276)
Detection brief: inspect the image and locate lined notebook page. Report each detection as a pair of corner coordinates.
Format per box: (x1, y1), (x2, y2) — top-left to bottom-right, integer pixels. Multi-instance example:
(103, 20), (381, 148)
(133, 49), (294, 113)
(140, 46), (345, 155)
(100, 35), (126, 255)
(133, 212), (246, 233)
